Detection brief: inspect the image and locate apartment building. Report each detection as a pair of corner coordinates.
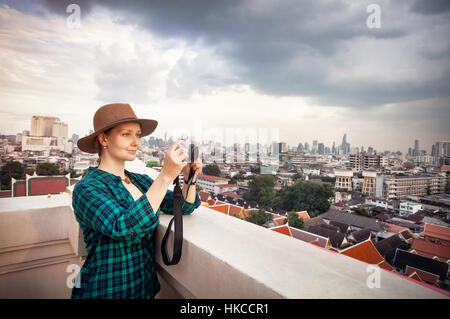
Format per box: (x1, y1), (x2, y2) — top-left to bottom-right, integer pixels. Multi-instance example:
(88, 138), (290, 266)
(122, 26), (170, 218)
(362, 171), (384, 197)
(196, 174), (229, 193)
(349, 153), (388, 171)
(334, 169), (353, 191)
(383, 174), (446, 200)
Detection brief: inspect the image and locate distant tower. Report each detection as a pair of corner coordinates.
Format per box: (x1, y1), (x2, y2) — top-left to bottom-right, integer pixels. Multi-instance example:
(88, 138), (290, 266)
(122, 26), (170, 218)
(414, 139), (419, 156)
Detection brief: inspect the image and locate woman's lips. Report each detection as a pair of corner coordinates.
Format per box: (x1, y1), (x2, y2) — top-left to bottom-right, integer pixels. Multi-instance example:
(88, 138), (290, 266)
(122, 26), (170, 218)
(128, 150), (137, 153)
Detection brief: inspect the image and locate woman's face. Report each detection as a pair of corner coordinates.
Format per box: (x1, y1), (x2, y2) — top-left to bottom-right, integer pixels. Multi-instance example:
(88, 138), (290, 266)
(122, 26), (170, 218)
(100, 122), (142, 161)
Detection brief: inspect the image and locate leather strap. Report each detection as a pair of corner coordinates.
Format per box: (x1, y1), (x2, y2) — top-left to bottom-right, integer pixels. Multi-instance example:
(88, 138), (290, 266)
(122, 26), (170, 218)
(161, 168), (195, 265)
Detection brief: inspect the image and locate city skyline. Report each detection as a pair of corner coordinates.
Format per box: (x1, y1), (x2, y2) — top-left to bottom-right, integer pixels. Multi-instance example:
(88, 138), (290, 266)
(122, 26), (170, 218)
(2, 119), (445, 156)
(0, 1), (449, 155)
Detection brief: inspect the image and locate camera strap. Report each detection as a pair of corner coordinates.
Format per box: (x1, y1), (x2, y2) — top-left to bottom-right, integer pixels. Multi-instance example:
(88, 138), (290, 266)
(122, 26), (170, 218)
(161, 168), (195, 265)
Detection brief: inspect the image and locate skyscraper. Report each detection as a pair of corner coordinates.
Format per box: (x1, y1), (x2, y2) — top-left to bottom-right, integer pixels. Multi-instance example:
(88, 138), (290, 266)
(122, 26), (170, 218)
(340, 133), (350, 155)
(318, 143), (324, 155)
(414, 139), (419, 156)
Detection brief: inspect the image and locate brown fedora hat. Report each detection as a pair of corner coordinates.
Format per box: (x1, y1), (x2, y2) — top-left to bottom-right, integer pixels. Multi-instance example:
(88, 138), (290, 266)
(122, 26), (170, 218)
(77, 103), (158, 154)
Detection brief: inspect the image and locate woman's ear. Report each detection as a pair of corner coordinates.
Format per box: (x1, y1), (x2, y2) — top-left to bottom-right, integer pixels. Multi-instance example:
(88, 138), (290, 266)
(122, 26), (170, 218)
(98, 133), (106, 147)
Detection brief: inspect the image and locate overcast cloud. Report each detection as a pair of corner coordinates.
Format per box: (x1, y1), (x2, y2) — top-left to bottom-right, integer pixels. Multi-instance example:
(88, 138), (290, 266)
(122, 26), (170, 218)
(0, 0), (449, 153)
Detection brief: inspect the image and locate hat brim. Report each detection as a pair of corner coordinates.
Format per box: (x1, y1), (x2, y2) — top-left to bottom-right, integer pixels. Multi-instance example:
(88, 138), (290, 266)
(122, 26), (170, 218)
(77, 118), (158, 154)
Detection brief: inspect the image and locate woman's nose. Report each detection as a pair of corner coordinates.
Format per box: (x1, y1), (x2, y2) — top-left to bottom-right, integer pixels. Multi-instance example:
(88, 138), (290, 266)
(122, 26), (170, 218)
(132, 136), (140, 146)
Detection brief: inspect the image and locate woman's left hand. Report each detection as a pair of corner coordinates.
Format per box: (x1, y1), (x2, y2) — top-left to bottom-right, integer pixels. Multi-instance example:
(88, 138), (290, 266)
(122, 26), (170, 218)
(183, 160), (203, 182)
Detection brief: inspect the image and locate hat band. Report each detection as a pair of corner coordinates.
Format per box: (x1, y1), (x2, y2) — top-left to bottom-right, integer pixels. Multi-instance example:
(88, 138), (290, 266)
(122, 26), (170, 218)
(107, 117), (138, 126)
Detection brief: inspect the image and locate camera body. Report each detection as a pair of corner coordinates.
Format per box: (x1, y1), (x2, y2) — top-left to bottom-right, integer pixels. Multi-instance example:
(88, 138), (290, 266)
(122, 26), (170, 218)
(188, 143), (199, 163)
(180, 136), (199, 163)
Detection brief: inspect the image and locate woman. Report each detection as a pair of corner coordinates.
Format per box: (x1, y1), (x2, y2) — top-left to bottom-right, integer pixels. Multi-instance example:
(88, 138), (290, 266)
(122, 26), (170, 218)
(72, 103), (202, 299)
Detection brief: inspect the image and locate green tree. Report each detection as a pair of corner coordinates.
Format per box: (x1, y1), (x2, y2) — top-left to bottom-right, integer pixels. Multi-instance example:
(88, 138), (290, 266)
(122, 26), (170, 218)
(246, 209), (272, 226)
(272, 180), (333, 216)
(36, 163), (60, 176)
(243, 174), (275, 205)
(0, 161), (26, 190)
(230, 173), (245, 185)
(202, 164), (221, 177)
(285, 211), (304, 230)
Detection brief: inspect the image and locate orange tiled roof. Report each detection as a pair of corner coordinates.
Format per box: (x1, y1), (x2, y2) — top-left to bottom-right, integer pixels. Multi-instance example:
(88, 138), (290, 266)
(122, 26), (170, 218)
(228, 205), (243, 217)
(198, 174), (228, 181)
(420, 223), (450, 242)
(377, 260), (394, 271)
(270, 213), (284, 219)
(408, 271), (423, 283)
(209, 204), (229, 214)
(385, 223), (413, 234)
(405, 265), (439, 285)
(296, 211), (311, 220)
(270, 225), (292, 237)
(274, 217), (286, 226)
(339, 239), (385, 264)
(199, 191), (212, 202)
(222, 192), (242, 198)
(410, 238), (450, 262)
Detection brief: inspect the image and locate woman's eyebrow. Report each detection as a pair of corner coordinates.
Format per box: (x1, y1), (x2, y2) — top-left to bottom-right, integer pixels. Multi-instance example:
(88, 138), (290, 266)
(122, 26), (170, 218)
(121, 129), (142, 133)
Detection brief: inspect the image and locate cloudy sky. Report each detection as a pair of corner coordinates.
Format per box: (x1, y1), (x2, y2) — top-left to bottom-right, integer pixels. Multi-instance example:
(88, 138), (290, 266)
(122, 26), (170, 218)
(0, 0), (449, 153)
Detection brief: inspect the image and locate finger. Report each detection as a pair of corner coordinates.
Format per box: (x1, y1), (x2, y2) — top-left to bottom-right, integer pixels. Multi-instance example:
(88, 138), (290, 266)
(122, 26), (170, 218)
(168, 139), (186, 153)
(175, 148), (188, 162)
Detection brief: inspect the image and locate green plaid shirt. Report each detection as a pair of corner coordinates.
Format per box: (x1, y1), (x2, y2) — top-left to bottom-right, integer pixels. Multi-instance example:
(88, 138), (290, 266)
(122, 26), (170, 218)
(71, 166), (200, 299)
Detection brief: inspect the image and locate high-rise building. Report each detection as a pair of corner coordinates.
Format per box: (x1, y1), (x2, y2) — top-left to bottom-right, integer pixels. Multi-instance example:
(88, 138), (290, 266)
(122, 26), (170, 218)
(340, 133), (350, 155)
(318, 143), (324, 155)
(433, 141), (450, 158)
(414, 139), (419, 156)
(23, 116), (71, 153)
(31, 116), (65, 137)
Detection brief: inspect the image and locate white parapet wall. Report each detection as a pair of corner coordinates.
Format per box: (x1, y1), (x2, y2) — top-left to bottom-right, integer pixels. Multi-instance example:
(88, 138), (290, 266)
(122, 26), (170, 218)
(0, 165), (448, 299)
(154, 205), (448, 299)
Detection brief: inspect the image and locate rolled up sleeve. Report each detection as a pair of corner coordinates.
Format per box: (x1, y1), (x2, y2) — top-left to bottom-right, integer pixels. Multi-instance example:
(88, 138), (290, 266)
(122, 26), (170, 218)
(160, 189), (201, 215)
(142, 174), (201, 215)
(72, 182), (160, 241)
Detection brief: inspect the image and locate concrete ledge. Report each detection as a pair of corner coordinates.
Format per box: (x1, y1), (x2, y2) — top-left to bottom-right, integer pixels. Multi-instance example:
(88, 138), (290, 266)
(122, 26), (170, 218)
(155, 205), (448, 299)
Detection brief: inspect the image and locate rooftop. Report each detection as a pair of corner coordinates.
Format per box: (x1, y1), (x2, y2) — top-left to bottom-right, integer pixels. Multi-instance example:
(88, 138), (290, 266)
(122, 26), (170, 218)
(1, 159), (449, 299)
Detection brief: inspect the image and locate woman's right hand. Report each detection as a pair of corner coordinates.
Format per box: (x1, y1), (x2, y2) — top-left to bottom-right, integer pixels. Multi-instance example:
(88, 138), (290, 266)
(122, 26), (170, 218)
(160, 140), (188, 181)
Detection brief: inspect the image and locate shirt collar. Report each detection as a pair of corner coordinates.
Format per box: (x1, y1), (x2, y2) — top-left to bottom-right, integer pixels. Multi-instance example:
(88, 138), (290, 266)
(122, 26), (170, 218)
(87, 166), (135, 184)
